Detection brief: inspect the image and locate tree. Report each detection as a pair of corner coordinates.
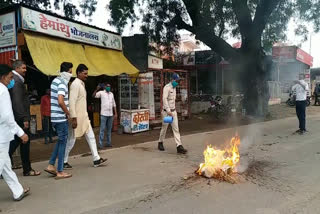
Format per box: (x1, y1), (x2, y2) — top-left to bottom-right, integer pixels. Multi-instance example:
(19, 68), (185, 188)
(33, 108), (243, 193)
(0, 0), (92, 19)
(108, 0), (320, 116)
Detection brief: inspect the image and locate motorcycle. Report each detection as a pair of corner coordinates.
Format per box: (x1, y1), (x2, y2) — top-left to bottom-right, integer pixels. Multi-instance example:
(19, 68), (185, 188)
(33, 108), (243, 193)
(208, 96), (231, 120)
(286, 91), (311, 107)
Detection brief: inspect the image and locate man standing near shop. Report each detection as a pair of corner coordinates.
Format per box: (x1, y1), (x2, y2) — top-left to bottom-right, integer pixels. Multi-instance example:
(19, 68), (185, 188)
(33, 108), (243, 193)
(292, 75), (309, 135)
(0, 64), (30, 201)
(41, 89), (53, 144)
(64, 64), (107, 169)
(158, 73), (188, 154)
(44, 62), (73, 179)
(92, 83), (117, 149)
(9, 60), (40, 176)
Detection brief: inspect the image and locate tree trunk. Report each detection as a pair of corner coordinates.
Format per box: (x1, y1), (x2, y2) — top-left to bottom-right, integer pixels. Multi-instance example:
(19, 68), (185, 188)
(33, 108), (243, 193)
(238, 50), (271, 117)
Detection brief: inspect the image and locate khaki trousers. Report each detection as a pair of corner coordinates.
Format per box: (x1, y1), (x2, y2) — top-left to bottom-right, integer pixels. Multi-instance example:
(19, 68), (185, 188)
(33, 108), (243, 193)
(158, 111), (182, 146)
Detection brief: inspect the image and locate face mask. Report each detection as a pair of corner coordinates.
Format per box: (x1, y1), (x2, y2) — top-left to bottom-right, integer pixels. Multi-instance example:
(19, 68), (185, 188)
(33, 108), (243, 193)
(60, 72), (72, 82)
(105, 87), (111, 92)
(7, 79), (15, 89)
(172, 80), (178, 88)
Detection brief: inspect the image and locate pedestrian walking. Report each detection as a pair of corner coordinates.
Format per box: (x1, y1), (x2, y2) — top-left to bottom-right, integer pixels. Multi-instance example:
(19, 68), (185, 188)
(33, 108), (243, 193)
(8, 60), (40, 176)
(92, 83), (117, 149)
(41, 89), (53, 144)
(0, 64), (30, 201)
(158, 73), (188, 154)
(64, 64), (107, 169)
(292, 77), (309, 135)
(44, 62), (73, 179)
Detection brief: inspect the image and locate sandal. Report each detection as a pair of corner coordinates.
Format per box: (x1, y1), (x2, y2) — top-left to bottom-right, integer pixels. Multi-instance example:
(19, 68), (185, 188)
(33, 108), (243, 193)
(55, 172), (72, 180)
(23, 169), (41, 176)
(44, 169), (57, 176)
(14, 187), (30, 201)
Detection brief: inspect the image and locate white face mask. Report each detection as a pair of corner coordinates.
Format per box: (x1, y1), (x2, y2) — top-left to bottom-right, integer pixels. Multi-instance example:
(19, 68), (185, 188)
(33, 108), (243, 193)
(60, 72), (72, 82)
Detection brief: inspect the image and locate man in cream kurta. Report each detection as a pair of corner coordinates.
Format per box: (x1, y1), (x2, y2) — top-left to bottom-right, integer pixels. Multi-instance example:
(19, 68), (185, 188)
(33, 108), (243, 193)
(64, 64), (107, 168)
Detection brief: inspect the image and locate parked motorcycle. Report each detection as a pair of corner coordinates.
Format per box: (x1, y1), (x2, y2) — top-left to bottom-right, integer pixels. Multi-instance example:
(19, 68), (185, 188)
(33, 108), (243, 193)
(208, 96), (229, 120)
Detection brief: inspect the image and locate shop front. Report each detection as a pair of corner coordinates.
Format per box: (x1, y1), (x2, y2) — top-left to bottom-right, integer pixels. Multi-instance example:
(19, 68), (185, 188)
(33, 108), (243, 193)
(272, 45), (313, 101)
(0, 5), (138, 134)
(118, 53), (190, 132)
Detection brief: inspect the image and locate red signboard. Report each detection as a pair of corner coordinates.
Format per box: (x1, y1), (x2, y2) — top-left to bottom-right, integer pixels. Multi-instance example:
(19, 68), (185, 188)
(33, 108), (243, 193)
(296, 48), (313, 67)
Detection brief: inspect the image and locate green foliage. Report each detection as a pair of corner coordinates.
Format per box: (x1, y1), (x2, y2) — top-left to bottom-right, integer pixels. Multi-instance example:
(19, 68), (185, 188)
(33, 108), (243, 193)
(0, 0), (86, 19)
(108, 0), (320, 57)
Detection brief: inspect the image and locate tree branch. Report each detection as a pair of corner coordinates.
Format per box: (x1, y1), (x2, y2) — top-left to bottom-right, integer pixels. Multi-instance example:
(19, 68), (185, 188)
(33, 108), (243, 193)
(253, 0), (281, 36)
(195, 25), (239, 61)
(173, 15), (195, 33)
(181, 0), (201, 27)
(179, 0), (238, 60)
(231, 0), (253, 38)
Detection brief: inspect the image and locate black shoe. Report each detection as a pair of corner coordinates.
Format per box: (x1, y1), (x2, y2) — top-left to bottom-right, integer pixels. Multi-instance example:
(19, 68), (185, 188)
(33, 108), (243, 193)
(106, 144), (113, 148)
(158, 142), (165, 151)
(63, 162), (73, 170)
(177, 145), (188, 154)
(93, 158), (108, 167)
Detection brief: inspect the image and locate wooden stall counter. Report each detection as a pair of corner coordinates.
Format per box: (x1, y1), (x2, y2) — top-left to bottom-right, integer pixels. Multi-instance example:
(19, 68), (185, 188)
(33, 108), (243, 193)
(30, 104), (42, 131)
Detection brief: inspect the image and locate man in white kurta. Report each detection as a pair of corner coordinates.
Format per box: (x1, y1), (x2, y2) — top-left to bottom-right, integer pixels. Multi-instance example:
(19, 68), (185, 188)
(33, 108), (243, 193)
(64, 64), (107, 168)
(0, 64), (29, 201)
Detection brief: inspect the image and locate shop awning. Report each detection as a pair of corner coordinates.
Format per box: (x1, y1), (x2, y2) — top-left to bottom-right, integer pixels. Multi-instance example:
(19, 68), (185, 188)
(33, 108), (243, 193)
(24, 33), (138, 76)
(84, 45), (138, 76)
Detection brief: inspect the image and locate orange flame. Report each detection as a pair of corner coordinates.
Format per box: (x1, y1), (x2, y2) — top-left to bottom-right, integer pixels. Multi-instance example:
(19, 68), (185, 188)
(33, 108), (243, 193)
(197, 136), (240, 178)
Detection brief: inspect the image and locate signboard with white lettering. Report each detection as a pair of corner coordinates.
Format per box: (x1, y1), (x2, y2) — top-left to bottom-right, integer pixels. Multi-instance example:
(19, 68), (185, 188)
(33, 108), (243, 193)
(0, 12), (16, 48)
(120, 109), (150, 133)
(148, 55), (163, 69)
(131, 110), (150, 133)
(21, 7), (122, 50)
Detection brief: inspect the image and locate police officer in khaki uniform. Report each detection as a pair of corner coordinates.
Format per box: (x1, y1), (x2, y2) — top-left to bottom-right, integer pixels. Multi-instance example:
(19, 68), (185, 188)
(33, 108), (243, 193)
(158, 73), (187, 154)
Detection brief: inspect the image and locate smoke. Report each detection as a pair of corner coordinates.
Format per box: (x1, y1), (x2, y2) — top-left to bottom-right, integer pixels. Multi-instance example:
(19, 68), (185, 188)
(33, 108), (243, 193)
(237, 125), (262, 173)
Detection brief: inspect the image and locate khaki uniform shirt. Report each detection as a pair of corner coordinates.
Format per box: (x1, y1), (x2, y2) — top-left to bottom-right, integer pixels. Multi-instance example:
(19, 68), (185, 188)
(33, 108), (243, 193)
(69, 78), (91, 138)
(162, 82), (176, 112)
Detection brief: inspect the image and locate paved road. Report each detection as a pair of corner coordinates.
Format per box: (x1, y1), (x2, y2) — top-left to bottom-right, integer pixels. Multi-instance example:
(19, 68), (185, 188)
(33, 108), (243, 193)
(1, 116), (320, 214)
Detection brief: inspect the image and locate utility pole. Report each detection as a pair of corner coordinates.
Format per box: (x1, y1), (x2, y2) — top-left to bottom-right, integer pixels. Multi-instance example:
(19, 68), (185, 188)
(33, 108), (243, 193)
(309, 33), (312, 55)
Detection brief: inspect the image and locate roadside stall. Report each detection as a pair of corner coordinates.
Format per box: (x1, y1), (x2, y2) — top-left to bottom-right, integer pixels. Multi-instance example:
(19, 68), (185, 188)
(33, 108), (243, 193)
(0, 4), (138, 133)
(119, 52), (190, 132)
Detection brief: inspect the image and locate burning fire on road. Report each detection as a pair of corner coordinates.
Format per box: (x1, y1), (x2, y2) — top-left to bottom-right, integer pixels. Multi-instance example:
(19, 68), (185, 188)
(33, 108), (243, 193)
(196, 135), (241, 183)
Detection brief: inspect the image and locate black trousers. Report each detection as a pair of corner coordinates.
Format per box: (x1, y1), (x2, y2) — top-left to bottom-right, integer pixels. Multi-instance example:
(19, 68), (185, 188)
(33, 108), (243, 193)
(9, 120), (32, 174)
(315, 94), (319, 105)
(296, 100), (306, 131)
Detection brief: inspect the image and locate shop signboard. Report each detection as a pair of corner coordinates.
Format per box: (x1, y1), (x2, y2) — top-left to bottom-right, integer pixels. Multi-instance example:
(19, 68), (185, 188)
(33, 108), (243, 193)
(296, 48), (313, 67)
(148, 55), (163, 69)
(272, 46), (296, 60)
(183, 52), (195, 66)
(120, 109), (150, 133)
(131, 110), (150, 133)
(21, 7), (122, 50)
(0, 12), (16, 48)
(272, 46), (313, 67)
